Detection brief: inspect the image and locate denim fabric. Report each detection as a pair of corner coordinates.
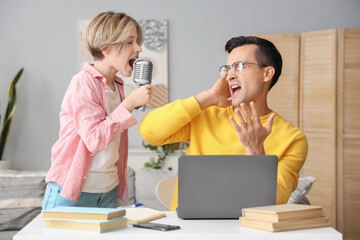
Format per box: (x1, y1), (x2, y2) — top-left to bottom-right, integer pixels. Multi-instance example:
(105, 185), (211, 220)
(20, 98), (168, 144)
(42, 182), (117, 210)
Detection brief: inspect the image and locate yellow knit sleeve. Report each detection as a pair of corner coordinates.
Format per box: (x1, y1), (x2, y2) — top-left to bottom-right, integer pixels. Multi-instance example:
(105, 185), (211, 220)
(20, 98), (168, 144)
(139, 97), (202, 146)
(276, 133), (308, 204)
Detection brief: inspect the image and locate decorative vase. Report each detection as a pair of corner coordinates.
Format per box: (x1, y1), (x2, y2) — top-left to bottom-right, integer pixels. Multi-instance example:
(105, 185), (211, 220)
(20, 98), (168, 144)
(0, 159), (11, 170)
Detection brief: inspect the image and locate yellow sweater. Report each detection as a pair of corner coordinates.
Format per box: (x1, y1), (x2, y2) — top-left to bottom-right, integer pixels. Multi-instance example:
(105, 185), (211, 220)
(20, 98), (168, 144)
(139, 97), (308, 211)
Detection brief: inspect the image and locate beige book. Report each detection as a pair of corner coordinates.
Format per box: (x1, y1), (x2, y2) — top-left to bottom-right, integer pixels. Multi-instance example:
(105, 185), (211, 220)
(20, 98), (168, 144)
(242, 204), (323, 222)
(44, 217), (127, 233)
(123, 207), (166, 224)
(240, 216), (330, 232)
(42, 206), (125, 220)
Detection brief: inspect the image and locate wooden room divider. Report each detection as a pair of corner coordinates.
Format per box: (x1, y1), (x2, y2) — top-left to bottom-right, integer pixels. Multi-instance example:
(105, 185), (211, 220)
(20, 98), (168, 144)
(256, 29), (360, 240)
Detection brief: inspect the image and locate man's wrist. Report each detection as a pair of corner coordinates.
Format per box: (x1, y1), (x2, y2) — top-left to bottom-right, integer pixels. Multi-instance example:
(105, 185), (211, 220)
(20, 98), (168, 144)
(195, 90), (215, 110)
(245, 146), (265, 155)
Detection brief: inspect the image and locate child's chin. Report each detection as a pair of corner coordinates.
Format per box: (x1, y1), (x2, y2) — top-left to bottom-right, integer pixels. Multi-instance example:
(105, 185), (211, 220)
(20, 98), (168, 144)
(119, 70), (132, 78)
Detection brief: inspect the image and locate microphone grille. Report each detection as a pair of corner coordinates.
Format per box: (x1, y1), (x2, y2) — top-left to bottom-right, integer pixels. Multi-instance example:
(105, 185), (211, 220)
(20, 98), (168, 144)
(133, 60), (153, 85)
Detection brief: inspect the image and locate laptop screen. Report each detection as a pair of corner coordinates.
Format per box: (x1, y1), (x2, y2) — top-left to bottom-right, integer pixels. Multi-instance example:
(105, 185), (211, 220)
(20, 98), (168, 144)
(177, 155), (278, 219)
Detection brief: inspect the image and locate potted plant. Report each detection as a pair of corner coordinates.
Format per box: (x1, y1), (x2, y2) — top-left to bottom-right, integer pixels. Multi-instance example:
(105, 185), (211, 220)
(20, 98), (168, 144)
(142, 141), (189, 169)
(0, 68), (24, 170)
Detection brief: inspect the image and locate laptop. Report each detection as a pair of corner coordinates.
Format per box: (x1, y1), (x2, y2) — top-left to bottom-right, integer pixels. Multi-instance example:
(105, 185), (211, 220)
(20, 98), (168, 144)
(176, 155), (278, 219)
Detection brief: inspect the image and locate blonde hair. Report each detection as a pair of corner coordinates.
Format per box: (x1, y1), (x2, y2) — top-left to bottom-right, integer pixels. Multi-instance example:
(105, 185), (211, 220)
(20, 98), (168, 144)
(83, 11), (143, 60)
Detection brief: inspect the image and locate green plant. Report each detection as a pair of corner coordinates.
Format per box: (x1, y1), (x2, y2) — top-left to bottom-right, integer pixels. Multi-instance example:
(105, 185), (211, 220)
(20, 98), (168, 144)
(0, 68), (24, 160)
(142, 141), (189, 169)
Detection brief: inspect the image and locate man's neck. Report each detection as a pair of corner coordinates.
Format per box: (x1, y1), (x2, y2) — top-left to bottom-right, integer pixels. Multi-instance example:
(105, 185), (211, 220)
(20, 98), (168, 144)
(232, 101), (271, 117)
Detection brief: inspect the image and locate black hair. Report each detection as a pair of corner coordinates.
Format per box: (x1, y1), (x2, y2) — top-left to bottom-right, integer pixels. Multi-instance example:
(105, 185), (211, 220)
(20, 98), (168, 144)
(225, 36), (282, 91)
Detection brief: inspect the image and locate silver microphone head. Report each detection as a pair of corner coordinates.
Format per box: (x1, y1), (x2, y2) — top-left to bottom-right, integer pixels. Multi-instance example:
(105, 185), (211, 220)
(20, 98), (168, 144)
(133, 59), (153, 86)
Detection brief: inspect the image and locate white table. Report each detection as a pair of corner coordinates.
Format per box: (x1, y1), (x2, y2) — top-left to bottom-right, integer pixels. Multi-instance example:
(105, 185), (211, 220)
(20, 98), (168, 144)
(14, 212), (342, 240)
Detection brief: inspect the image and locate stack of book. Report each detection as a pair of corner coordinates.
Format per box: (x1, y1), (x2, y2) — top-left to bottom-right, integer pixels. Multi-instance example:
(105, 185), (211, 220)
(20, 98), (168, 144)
(240, 204), (330, 232)
(42, 206), (127, 233)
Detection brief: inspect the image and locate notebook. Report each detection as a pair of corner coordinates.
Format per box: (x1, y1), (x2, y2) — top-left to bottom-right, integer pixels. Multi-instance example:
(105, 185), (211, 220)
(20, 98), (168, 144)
(123, 207), (166, 224)
(176, 155), (278, 219)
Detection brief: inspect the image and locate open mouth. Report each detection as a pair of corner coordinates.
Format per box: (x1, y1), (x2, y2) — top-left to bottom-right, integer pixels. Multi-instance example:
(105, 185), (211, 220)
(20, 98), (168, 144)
(129, 57), (138, 69)
(230, 84), (241, 96)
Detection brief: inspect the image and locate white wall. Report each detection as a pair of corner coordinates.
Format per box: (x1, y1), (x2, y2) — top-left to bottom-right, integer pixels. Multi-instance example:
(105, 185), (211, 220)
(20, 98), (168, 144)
(1, 0), (359, 170)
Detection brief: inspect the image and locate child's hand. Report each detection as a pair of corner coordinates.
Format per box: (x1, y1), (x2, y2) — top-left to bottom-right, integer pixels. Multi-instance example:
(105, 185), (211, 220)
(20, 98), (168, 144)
(122, 85), (153, 112)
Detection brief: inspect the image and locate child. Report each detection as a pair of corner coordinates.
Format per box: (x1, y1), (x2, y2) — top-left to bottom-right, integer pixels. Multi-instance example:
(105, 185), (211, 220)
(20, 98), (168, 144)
(42, 11), (152, 210)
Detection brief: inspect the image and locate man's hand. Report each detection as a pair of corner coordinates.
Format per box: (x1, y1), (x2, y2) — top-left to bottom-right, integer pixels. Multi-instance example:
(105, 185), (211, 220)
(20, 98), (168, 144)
(195, 73), (231, 110)
(229, 102), (275, 155)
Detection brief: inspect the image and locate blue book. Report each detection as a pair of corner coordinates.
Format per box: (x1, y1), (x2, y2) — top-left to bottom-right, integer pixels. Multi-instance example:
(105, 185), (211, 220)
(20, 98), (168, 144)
(42, 206), (126, 220)
(43, 216), (127, 233)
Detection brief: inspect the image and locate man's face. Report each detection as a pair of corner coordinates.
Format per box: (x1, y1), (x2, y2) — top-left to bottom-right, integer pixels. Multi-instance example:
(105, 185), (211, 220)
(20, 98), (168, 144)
(226, 44), (267, 106)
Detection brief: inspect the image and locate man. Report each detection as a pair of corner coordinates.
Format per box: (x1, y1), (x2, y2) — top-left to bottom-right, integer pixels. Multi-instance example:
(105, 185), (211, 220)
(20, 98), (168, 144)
(139, 36), (308, 211)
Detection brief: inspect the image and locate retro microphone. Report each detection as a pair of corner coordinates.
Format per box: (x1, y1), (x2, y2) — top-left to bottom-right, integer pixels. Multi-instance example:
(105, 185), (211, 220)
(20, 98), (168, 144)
(133, 59), (153, 111)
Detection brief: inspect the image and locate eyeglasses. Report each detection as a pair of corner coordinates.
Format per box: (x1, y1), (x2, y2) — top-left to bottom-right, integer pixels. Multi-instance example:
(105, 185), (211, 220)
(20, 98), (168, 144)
(219, 61), (267, 77)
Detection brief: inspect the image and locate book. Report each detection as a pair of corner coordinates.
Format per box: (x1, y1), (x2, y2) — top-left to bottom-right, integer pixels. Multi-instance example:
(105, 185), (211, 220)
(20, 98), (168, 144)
(122, 206), (166, 224)
(240, 216), (330, 232)
(242, 204), (323, 222)
(44, 216), (127, 233)
(42, 206), (126, 220)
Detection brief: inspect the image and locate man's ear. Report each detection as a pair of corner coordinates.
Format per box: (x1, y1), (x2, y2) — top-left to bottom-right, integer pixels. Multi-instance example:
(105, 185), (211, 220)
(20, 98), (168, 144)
(264, 66), (275, 84)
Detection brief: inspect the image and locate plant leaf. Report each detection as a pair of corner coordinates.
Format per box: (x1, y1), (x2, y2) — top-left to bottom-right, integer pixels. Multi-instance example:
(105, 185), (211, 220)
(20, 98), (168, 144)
(0, 68), (23, 159)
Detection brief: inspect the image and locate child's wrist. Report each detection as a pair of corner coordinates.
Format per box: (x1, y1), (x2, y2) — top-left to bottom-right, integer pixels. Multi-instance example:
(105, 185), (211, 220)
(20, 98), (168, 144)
(121, 100), (135, 113)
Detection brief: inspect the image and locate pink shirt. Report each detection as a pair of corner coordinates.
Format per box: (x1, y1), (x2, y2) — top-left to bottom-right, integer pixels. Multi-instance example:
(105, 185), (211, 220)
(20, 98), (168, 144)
(45, 63), (137, 203)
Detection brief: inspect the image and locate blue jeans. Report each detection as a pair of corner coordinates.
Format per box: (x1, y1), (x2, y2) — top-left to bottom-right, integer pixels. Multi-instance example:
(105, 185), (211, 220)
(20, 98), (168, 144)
(42, 182), (118, 210)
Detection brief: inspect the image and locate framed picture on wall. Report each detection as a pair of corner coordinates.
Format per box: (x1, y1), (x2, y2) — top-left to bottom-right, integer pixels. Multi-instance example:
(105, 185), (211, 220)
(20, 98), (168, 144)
(79, 19), (169, 108)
